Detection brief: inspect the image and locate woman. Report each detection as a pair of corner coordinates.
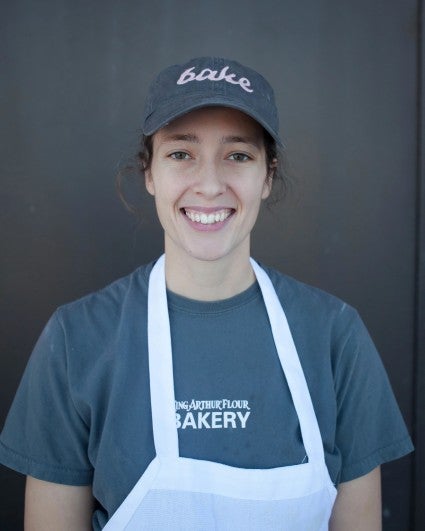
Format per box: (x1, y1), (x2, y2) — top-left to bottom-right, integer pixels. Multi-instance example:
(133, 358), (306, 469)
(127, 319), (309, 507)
(0, 57), (413, 530)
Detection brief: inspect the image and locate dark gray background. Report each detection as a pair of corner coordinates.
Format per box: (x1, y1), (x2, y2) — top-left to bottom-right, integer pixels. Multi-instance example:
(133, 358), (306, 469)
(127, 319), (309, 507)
(1, 1), (423, 529)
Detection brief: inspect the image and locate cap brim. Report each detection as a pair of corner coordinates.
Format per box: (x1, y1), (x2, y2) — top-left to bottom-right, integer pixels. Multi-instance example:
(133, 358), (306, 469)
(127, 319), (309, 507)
(143, 95), (283, 147)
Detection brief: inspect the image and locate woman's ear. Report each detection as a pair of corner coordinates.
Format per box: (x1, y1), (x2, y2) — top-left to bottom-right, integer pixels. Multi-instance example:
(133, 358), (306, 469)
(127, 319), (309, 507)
(145, 170), (155, 196)
(261, 177), (272, 200)
(261, 158), (277, 199)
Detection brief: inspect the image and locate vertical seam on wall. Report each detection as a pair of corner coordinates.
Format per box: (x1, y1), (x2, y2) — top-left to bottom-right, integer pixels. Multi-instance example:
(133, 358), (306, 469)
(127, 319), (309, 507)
(413, 0), (424, 528)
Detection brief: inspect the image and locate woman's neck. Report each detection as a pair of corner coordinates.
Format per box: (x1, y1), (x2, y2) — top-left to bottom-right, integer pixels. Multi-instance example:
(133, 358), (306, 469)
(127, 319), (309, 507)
(164, 251), (255, 302)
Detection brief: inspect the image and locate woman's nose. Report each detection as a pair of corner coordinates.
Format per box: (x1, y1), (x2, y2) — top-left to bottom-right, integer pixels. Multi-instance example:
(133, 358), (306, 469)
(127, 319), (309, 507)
(192, 161), (227, 198)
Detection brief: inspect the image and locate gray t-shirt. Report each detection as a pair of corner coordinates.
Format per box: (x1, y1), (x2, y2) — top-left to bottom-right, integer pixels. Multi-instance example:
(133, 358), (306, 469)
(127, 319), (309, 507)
(0, 261), (413, 529)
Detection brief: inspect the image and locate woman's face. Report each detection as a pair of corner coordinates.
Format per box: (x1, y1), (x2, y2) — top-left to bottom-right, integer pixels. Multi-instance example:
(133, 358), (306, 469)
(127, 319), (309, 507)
(145, 107), (271, 265)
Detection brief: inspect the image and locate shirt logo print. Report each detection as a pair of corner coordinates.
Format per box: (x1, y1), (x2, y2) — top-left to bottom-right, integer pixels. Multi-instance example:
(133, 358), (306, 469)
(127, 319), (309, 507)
(175, 398), (251, 430)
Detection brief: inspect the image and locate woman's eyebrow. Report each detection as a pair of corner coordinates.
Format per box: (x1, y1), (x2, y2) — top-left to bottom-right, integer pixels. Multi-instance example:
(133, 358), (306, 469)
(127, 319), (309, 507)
(160, 133), (200, 143)
(221, 135), (262, 148)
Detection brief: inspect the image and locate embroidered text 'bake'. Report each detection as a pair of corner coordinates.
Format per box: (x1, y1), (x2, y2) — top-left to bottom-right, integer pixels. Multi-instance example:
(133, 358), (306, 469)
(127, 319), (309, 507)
(176, 66), (254, 93)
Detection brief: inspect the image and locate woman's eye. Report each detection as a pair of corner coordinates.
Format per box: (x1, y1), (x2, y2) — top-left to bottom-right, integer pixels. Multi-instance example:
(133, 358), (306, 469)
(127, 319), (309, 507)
(228, 153), (250, 162)
(170, 151), (190, 160)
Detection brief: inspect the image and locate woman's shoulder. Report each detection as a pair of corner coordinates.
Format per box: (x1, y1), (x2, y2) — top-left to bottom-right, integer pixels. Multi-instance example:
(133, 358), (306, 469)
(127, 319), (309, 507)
(258, 263), (369, 356)
(54, 261), (155, 329)
(260, 262), (357, 320)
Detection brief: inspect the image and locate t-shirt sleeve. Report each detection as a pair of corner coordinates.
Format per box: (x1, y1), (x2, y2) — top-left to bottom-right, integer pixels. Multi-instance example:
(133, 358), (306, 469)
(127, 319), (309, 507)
(0, 310), (93, 485)
(333, 308), (413, 483)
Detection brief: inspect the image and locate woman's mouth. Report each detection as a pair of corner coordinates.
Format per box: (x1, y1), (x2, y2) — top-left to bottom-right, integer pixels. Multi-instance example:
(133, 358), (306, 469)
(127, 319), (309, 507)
(183, 208), (233, 225)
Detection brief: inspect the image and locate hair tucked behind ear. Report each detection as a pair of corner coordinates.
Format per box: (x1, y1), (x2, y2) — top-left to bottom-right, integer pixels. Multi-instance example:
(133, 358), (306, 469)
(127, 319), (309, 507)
(262, 130), (289, 206)
(115, 135), (153, 222)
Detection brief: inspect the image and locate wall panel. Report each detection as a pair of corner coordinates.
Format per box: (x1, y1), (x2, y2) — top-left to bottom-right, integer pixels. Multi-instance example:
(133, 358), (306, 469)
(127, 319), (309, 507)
(0, 1), (419, 528)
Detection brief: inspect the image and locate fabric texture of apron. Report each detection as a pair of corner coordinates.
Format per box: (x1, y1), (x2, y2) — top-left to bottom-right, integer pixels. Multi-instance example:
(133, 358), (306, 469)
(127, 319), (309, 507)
(103, 255), (337, 530)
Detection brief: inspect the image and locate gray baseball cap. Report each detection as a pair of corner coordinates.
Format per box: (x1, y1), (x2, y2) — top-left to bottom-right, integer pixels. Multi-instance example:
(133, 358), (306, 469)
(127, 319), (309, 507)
(142, 57), (282, 146)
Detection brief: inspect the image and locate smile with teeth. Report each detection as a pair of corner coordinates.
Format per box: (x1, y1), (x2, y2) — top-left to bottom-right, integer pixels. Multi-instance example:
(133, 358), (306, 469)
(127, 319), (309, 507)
(184, 208), (233, 225)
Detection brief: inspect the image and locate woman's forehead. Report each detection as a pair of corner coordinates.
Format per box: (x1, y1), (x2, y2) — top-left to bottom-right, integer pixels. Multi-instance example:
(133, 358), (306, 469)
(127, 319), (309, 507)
(155, 106), (265, 141)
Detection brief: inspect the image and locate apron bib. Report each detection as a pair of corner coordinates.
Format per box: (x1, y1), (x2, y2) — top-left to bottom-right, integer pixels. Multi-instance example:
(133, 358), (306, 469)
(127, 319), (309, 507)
(104, 255), (337, 530)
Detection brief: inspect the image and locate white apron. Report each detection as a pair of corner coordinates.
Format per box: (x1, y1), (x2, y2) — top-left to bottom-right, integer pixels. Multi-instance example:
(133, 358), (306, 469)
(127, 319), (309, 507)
(104, 255), (337, 530)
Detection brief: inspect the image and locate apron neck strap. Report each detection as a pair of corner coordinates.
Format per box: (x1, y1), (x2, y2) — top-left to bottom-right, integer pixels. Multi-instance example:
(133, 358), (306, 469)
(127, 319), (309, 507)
(249, 258), (325, 464)
(148, 255), (179, 457)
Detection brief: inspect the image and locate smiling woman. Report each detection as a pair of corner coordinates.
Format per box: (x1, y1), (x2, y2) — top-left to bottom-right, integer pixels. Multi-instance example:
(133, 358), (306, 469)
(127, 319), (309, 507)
(145, 107), (272, 297)
(0, 57), (413, 530)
